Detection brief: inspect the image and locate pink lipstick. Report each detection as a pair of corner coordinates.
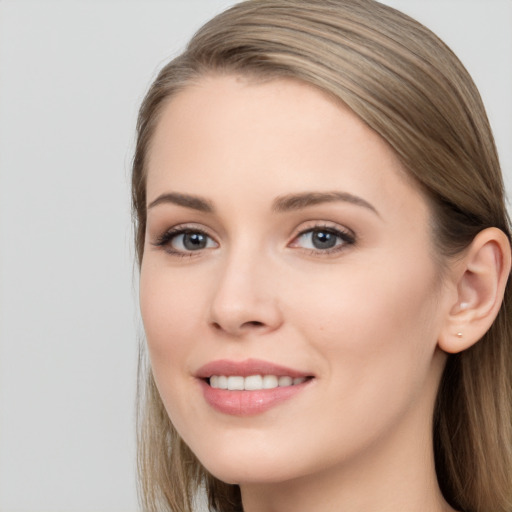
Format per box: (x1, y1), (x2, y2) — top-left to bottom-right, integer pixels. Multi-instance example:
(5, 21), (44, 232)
(196, 358), (313, 416)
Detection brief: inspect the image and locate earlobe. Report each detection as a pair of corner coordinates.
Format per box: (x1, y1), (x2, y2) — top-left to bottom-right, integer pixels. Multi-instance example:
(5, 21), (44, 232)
(438, 227), (511, 354)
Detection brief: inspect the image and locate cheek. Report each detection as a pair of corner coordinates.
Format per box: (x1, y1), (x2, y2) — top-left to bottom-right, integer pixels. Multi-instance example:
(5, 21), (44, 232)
(139, 263), (201, 371)
(139, 265), (206, 431)
(275, 258), (443, 459)
(284, 255), (441, 383)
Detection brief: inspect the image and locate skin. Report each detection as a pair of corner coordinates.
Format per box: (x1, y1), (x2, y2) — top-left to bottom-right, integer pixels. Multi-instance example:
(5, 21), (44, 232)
(140, 75), (460, 511)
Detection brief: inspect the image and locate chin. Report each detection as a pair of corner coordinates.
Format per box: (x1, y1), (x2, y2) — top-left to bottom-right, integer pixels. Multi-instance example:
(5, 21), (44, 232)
(187, 428), (337, 488)
(202, 458), (300, 486)
(183, 430), (307, 485)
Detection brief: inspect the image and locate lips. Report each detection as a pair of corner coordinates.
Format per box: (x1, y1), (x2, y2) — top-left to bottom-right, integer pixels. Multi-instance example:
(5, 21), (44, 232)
(196, 358), (311, 379)
(196, 358), (314, 416)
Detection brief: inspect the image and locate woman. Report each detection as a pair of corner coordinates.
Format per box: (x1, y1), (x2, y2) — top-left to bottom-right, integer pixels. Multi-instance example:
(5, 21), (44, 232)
(132, 1), (512, 511)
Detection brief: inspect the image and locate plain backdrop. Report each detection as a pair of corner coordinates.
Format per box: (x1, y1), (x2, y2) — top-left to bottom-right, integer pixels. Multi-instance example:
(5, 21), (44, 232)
(0, 1), (510, 511)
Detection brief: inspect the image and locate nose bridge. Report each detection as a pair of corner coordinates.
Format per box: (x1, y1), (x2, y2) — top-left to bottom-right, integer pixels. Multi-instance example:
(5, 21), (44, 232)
(208, 236), (282, 335)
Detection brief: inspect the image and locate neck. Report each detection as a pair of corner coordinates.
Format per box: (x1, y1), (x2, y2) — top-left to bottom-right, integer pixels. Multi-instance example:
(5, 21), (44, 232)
(240, 428), (453, 512)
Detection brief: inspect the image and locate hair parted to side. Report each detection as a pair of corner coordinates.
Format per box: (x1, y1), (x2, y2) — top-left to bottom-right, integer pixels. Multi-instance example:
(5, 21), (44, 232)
(132, 1), (512, 511)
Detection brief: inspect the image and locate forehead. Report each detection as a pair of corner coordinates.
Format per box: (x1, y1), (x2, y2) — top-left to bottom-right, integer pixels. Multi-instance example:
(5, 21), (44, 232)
(146, 74), (427, 221)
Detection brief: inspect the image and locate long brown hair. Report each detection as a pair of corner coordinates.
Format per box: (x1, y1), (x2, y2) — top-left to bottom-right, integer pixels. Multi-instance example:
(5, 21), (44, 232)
(132, 1), (512, 511)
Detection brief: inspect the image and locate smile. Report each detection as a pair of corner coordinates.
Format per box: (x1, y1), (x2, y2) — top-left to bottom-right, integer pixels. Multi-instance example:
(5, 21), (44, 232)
(196, 359), (314, 416)
(209, 375), (308, 390)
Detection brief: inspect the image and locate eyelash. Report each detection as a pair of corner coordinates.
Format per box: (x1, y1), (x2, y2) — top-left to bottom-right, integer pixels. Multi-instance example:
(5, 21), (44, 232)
(152, 223), (356, 257)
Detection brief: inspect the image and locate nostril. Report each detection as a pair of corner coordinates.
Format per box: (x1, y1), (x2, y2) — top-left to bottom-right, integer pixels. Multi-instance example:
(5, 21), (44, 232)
(211, 320), (265, 333)
(244, 321), (265, 328)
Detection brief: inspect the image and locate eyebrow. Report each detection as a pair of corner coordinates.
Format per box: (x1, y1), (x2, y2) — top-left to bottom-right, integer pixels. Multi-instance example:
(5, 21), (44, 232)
(272, 191), (379, 216)
(147, 190), (379, 216)
(147, 192), (214, 212)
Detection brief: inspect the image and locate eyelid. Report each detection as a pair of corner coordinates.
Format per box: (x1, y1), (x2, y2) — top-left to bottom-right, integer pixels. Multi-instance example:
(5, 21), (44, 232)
(290, 220), (355, 240)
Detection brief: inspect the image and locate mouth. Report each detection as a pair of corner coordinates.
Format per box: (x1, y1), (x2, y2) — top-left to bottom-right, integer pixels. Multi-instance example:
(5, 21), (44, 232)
(196, 359), (315, 416)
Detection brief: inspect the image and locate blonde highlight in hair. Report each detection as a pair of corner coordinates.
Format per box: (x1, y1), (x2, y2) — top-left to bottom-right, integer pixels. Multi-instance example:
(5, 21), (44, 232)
(132, 1), (512, 511)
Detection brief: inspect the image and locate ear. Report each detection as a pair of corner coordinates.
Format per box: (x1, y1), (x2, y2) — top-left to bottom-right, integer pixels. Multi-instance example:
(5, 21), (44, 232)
(438, 227), (511, 354)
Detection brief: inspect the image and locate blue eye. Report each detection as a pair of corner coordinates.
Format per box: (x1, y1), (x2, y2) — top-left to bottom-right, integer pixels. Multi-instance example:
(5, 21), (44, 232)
(173, 232), (215, 251)
(293, 227), (355, 253)
(154, 228), (217, 254)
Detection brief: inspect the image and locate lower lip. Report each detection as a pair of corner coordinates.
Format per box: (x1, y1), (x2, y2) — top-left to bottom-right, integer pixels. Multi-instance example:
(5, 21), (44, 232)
(199, 379), (311, 416)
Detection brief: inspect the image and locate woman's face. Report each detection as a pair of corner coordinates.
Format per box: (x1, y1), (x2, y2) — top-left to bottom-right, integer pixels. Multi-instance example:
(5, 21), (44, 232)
(140, 75), (453, 485)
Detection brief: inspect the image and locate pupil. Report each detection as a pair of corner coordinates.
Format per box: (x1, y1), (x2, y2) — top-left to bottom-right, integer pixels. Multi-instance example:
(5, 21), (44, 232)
(312, 231), (336, 249)
(183, 232), (206, 250)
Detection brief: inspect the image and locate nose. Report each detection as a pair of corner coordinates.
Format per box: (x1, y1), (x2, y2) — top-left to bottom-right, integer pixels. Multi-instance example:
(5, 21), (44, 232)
(208, 248), (283, 337)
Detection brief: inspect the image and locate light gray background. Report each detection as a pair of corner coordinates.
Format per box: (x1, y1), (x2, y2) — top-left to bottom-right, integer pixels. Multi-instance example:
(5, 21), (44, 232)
(0, 1), (510, 511)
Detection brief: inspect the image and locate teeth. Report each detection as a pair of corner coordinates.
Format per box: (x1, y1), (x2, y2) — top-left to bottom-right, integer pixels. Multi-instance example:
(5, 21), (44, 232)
(209, 374), (308, 390)
(244, 375), (263, 390)
(227, 376), (244, 390)
(278, 376), (292, 387)
(262, 375), (278, 389)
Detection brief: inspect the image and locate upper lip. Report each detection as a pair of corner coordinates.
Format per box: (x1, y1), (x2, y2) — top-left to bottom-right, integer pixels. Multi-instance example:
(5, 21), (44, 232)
(195, 358), (312, 379)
